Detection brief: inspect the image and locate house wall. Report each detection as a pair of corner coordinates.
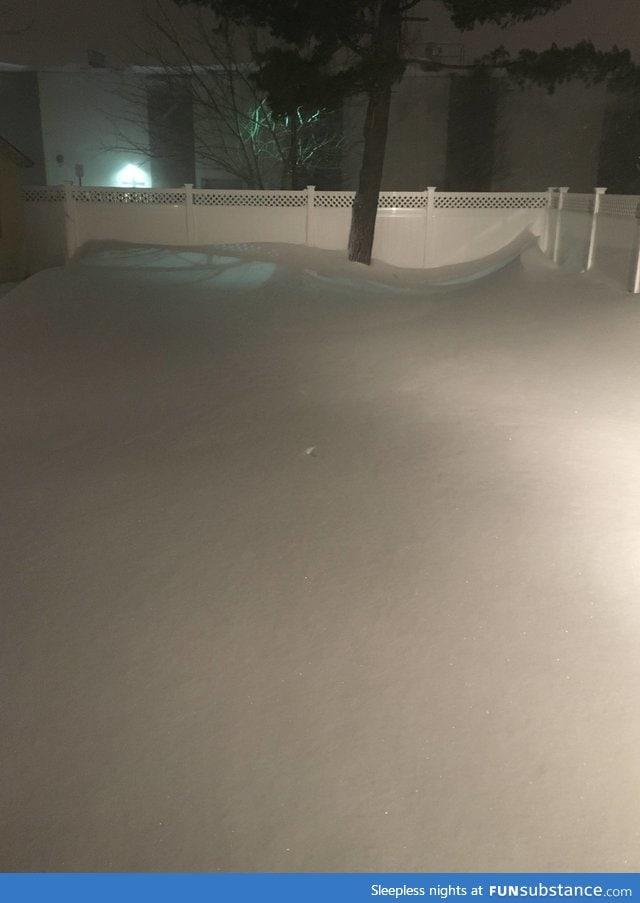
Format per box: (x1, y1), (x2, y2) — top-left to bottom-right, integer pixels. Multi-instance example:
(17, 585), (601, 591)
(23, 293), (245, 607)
(384, 72), (451, 189)
(338, 96), (366, 190)
(492, 81), (608, 192)
(339, 72), (609, 194)
(37, 68), (151, 187)
(146, 75), (195, 187)
(0, 65), (626, 195)
(340, 73), (451, 191)
(597, 85), (640, 193)
(445, 73), (502, 190)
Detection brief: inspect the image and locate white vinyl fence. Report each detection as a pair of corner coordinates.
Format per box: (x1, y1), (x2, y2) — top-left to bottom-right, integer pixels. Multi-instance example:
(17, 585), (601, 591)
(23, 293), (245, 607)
(22, 183), (640, 290)
(24, 184), (548, 274)
(547, 187), (640, 292)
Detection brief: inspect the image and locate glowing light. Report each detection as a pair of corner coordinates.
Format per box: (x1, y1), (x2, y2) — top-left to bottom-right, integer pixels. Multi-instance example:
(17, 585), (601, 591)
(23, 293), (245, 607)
(115, 164), (150, 187)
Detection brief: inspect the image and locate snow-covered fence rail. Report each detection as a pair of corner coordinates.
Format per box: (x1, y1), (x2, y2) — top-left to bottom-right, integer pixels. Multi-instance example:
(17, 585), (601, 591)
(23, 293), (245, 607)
(24, 184), (550, 274)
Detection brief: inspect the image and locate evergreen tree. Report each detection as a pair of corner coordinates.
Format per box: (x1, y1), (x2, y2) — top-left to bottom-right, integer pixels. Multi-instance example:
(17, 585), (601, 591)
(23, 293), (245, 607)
(175, 0), (639, 264)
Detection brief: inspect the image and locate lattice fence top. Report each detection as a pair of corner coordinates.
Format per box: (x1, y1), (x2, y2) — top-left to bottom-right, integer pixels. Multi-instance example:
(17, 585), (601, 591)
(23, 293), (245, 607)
(25, 185), (555, 209)
(193, 189), (306, 207)
(315, 191), (546, 209)
(600, 195), (640, 218)
(314, 191), (354, 208)
(314, 191), (427, 209)
(72, 188), (186, 204)
(378, 192), (426, 208)
(24, 186), (64, 202)
(562, 194), (594, 213)
(435, 192), (548, 209)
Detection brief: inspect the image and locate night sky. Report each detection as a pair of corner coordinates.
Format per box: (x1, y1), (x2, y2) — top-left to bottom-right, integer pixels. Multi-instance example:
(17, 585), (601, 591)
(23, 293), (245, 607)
(0, 0), (639, 68)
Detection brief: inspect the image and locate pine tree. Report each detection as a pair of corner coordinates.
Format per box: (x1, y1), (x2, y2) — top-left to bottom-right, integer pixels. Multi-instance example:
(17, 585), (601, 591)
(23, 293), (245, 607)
(174, 0), (639, 264)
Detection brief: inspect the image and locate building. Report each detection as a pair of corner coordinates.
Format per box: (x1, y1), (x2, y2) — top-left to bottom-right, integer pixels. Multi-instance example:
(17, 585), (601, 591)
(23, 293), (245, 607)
(0, 59), (635, 194)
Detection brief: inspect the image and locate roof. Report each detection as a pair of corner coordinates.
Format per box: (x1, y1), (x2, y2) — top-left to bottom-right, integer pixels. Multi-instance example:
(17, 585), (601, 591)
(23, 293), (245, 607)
(0, 135), (33, 168)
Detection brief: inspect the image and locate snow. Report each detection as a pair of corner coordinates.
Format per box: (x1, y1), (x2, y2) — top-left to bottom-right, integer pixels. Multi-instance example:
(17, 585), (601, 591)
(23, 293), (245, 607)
(2, 240), (640, 872)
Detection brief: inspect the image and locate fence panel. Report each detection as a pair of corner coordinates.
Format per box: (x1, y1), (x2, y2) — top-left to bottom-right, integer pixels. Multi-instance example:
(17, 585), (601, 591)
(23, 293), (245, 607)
(72, 188), (188, 249)
(308, 212), (351, 252)
(433, 192), (547, 267)
(23, 184), (549, 274)
(24, 187), (67, 273)
(591, 195), (640, 288)
(430, 206), (546, 267)
(309, 190), (546, 268)
(193, 189), (308, 246)
(555, 193), (593, 268)
(372, 209), (428, 268)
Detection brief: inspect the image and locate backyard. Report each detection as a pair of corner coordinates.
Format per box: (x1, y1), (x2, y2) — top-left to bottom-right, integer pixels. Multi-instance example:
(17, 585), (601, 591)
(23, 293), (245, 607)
(1, 241), (640, 871)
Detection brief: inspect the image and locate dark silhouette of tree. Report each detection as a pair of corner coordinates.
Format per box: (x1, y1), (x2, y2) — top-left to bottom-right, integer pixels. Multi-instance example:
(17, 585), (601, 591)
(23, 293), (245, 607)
(174, 0), (639, 264)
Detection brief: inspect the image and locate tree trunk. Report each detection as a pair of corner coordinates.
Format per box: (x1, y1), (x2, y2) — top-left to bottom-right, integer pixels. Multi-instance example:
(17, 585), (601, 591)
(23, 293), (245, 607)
(347, 0), (402, 265)
(347, 86), (393, 264)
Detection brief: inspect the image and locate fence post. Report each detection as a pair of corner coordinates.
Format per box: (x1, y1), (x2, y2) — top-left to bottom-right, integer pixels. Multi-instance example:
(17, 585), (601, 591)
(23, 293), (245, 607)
(184, 183), (195, 244)
(586, 187), (606, 271)
(422, 186), (437, 268)
(542, 187), (556, 255)
(305, 185), (315, 246)
(552, 186), (569, 264)
(62, 181), (79, 262)
(629, 201), (640, 293)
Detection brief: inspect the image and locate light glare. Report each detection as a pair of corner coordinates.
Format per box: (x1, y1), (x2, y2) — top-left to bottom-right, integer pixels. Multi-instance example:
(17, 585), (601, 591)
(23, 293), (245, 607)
(115, 163), (150, 187)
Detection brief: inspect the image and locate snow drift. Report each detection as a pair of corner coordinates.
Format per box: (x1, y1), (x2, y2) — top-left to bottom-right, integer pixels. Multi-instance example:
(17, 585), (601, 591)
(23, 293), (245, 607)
(1, 240), (640, 872)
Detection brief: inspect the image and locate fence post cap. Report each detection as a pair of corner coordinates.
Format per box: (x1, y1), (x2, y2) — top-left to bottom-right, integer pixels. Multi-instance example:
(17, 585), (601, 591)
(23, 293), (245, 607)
(594, 187), (607, 194)
(558, 186), (570, 193)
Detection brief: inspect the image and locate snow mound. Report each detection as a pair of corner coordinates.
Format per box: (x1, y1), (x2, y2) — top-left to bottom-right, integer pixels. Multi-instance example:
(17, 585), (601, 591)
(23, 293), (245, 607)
(71, 232), (541, 296)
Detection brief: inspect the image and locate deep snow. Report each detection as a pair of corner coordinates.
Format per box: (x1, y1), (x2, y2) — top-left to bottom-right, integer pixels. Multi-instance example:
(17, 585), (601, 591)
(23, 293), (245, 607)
(1, 241), (640, 872)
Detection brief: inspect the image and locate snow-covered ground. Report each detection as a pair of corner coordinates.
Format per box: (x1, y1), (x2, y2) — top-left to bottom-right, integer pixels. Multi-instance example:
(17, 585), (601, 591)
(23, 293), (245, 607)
(2, 241), (640, 872)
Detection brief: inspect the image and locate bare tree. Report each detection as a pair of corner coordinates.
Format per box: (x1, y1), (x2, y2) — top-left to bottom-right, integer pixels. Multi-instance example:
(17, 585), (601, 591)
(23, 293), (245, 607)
(107, 1), (344, 189)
